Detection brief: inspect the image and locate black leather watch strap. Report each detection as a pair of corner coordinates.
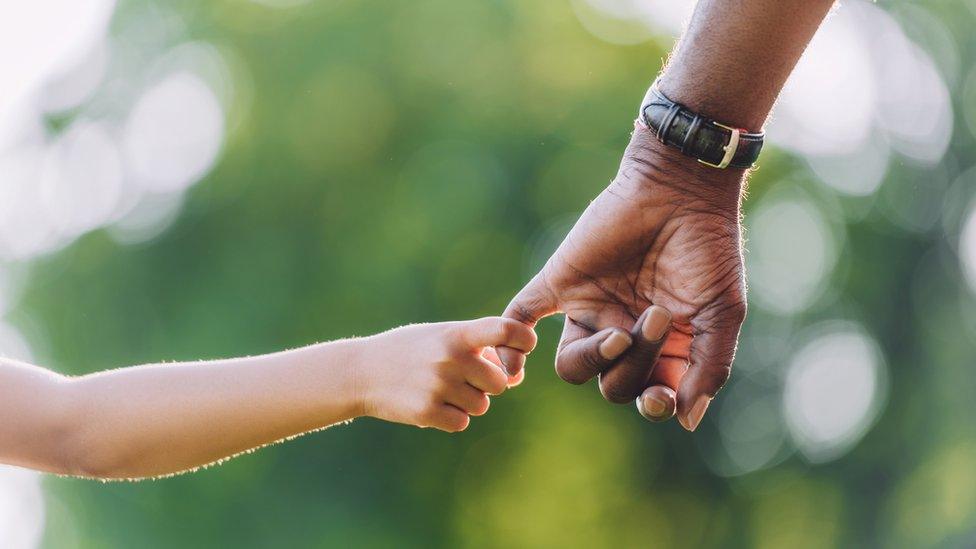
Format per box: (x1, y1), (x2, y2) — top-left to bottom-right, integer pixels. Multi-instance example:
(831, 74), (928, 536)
(640, 85), (764, 170)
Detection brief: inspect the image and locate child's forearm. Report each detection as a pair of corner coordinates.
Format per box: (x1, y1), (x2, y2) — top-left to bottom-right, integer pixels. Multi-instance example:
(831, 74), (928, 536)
(0, 316), (538, 480)
(0, 340), (365, 480)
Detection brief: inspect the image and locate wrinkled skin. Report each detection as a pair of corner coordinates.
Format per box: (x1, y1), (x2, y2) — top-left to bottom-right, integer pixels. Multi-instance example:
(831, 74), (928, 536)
(498, 126), (747, 430)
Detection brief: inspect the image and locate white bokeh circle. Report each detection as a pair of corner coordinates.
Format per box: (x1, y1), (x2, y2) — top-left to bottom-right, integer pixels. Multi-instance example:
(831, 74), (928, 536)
(784, 322), (888, 463)
(123, 71), (224, 193)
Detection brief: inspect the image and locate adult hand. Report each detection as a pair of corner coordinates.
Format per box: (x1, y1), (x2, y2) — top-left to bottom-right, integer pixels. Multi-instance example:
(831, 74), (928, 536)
(498, 126), (747, 431)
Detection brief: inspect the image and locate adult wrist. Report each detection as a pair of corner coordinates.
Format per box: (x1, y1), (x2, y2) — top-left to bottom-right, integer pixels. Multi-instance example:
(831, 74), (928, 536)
(655, 76), (768, 135)
(622, 123), (745, 212)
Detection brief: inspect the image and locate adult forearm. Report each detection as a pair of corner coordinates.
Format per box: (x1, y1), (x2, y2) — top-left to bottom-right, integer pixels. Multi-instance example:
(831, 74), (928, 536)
(658, 0), (835, 133)
(623, 0), (835, 205)
(59, 341), (364, 479)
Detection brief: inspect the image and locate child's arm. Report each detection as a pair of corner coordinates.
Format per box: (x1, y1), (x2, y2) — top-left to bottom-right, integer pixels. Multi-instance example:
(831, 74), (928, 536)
(0, 317), (536, 480)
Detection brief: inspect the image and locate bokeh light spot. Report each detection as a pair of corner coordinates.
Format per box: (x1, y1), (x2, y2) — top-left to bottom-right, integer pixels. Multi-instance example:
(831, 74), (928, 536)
(805, 134), (889, 197)
(783, 323), (888, 463)
(713, 382), (789, 476)
(769, 6), (874, 157)
(956, 199), (976, 296)
(39, 120), (123, 238)
(123, 71), (224, 192)
(0, 321), (34, 363)
(0, 147), (66, 261)
(747, 192), (838, 315)
(0, 466), (45, 549)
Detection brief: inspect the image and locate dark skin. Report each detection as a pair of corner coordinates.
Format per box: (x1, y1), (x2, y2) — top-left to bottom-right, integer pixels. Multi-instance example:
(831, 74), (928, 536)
(498, 0), (836, 430)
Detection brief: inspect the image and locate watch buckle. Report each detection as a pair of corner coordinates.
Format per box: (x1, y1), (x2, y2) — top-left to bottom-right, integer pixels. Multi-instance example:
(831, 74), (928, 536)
(698, 122), (740, 169)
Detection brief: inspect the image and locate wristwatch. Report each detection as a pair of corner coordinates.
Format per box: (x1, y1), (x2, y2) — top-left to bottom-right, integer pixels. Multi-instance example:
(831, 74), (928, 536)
(639, 83), (764, 169)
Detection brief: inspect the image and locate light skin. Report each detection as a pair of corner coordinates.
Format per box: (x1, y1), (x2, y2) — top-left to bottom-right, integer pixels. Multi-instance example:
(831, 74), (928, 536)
(498, 0), (837, 430)
(0, 317), (535, 480)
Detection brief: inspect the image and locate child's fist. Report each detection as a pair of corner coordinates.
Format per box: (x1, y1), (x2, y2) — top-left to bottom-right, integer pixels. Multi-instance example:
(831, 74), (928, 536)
(357, 317), (536, 432)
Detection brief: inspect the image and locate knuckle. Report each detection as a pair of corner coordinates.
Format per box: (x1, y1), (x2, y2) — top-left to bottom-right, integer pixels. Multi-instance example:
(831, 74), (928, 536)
(555, 361), (587, 385)
(498, 318), (520, 338)
(580, 348), (606, 374)
(628, 339), (663, 364)
(498, 347), (525, 369)
(443, 414), (469, 433)
(555, 348), (601, 385)
(598, 375), (640, 404)
(709, 363), (733, 394)
(471, 395), (491, 416)
(487, 374), (508, 395)
(521, 325), (539, 351)
(433, 359), (456, 380)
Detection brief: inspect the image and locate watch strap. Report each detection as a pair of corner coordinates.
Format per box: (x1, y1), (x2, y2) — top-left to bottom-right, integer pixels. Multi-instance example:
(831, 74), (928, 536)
(640, 84), (764, 170)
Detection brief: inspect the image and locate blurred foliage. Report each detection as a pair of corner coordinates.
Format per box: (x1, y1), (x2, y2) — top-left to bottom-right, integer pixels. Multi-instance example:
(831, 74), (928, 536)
(11, 0), (976, 547)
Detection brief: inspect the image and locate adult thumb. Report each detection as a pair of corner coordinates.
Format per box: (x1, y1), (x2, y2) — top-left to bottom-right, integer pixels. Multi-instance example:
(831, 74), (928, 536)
(497, 273), (558, 375)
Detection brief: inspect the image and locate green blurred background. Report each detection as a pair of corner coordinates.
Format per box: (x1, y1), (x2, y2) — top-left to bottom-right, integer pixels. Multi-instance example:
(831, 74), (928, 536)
(1, 0), (976, 547)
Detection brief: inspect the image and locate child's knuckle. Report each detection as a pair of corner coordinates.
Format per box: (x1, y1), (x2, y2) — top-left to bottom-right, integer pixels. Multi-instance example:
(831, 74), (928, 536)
(499, 318), (521, 340)
(488, 373), (508, 394)
(446, 414), (469, 432)
(474, 395), (491, 415)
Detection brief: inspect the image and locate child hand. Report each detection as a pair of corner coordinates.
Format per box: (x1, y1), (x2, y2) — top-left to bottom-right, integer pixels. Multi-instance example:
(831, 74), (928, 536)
(357, 317), (537, 432)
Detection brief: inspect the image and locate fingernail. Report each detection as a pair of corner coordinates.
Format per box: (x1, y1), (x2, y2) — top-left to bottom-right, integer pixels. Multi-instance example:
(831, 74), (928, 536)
(636, 393), (668, 420)
(641, 306), (672, 341)
(681, 395), (711, 432)
(645, 394), (668, 416)
(599, 330), (632, 360)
